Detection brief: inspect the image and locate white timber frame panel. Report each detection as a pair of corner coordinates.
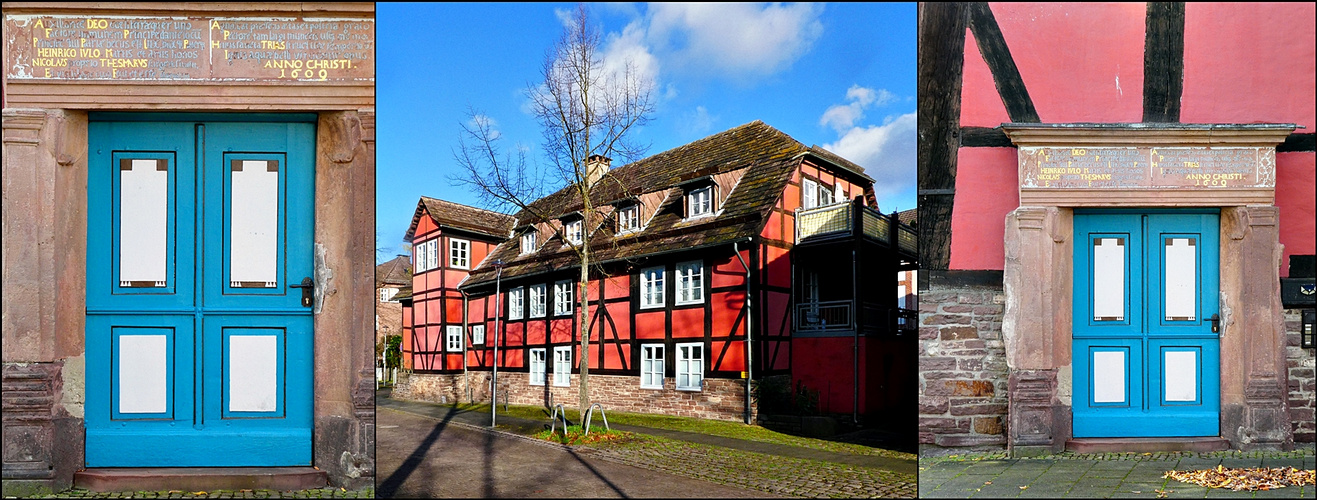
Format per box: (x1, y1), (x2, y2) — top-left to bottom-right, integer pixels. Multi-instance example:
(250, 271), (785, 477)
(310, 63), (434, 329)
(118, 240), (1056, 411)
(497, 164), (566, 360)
(1092, 350), (1127, 404)
(1164, 349), (1199, 402)
(1093, 237), (1126, 321)
(120, 158), (169, 287)
(118, 334), (169, 413)
(1164, 237), (1197, 321)
(229, 334), (279, 412)
(230, 159), (280, 288)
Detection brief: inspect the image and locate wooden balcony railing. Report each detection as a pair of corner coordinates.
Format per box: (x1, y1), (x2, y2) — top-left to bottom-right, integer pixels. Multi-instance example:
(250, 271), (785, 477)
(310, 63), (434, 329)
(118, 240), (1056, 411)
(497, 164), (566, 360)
(796, 300), (919, 336)
(795, 200), (917, 256)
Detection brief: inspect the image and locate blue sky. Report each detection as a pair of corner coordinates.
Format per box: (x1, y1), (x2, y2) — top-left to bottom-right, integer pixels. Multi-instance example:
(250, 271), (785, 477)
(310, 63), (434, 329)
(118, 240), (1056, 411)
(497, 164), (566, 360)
(377, 2), (916, 262)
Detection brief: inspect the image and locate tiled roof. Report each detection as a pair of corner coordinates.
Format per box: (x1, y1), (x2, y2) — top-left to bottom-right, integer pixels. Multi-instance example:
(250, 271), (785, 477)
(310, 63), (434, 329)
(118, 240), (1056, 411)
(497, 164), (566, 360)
(898, 208), (917, 226)
(375, 255), (411, 286)
(392, 285), (413, 303)
(405, 197), (516, 241)
(464, 121), (861, 287)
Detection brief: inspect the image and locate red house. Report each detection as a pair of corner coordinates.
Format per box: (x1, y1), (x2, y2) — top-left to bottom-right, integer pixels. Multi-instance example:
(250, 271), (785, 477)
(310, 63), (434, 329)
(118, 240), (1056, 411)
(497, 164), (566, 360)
(395, 121), (918, 425)
(916, 3), (1314, 454)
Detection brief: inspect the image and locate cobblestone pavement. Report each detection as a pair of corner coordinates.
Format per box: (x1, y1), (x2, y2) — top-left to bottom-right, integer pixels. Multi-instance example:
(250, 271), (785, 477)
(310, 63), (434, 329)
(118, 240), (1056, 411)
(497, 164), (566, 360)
(580, 436), (918, 498)
(381, 391), (916, 498)
(17, 487), (374, 498)
(919, 447), (1316, 498)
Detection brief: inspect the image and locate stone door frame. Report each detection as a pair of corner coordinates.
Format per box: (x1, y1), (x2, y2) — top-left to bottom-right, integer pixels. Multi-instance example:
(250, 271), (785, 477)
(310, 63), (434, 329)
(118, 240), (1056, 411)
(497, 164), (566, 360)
(997, 124), (1295, 456)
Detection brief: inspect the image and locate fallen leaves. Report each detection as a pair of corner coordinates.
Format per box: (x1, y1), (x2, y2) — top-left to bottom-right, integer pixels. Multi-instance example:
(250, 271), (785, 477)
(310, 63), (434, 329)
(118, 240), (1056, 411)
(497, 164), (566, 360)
(1164, 466), (1316, 491)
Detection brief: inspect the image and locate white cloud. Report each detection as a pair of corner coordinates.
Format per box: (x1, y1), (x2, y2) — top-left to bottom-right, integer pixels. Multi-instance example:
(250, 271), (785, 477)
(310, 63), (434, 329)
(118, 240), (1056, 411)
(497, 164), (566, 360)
(643, 3), (824, 79)
(468, 114), (501, 140)
(681, 105), (717, 135)
(601, 19), (661, 96)
(820, 85), (896, 133)
(822, 112), (915, 199)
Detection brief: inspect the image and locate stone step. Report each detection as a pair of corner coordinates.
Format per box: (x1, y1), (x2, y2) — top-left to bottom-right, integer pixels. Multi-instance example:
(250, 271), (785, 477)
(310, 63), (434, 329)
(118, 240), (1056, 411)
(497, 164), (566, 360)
(74, 467), (327, 492)
(1064, 437), (1230, 453)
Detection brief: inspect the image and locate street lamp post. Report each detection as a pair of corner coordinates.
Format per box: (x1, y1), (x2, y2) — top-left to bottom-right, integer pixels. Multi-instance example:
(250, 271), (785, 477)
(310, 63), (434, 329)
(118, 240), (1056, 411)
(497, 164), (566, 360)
(491, 260), (505, 427)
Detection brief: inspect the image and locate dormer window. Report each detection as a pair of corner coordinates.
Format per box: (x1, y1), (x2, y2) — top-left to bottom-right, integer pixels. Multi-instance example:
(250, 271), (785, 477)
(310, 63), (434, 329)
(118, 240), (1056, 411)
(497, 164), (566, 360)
(802, 178), (836, 209)
(616, 203), (640, 234)
(565, 219), (583, 245)
(520, 231), (538, 255)
(687, 185), (714, 219)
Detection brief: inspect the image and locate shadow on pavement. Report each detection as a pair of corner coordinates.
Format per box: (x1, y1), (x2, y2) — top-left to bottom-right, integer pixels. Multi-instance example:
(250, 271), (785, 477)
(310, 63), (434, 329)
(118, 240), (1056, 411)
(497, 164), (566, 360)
(376, 404), (458, 497)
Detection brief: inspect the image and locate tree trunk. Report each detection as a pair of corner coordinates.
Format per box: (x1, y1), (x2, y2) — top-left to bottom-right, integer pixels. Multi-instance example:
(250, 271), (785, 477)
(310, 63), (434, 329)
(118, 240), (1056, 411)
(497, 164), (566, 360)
(578, 237), (591, 414)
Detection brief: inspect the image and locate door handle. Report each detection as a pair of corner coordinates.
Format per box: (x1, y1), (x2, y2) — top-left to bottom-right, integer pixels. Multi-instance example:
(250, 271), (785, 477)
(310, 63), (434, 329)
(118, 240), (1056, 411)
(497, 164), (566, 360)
(289, 277), (315, 307)
(1210, 313), (1220, 334)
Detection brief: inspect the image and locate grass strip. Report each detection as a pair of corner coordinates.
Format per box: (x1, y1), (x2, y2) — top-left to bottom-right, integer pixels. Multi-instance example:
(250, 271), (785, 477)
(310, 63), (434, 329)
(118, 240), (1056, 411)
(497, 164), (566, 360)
(444, 401), (915, 461)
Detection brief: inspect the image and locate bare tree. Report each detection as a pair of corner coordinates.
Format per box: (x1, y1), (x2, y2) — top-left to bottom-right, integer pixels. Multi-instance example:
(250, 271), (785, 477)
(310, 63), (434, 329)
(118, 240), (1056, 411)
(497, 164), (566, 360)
(453, 5), (655, 414)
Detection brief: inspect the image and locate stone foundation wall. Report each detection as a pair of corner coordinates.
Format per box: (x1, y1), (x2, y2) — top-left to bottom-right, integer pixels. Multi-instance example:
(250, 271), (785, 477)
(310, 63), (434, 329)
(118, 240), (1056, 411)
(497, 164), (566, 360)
(395, 371), (754, 422)
(1286, 309), (1316, 443)
(918, 283), (1009, 451)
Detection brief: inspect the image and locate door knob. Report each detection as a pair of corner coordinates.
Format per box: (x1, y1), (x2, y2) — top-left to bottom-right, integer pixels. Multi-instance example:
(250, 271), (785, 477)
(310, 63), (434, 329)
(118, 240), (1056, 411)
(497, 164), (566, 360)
(289, 277), (315, 307)
(1210, 313), (1220, 334)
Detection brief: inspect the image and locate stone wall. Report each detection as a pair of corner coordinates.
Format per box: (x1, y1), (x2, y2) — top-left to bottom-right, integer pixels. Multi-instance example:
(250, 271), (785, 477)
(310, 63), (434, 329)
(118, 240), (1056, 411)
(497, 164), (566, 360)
(1286, 309), (1316, 443)
(395, 371), (754, 422)
(918, 283), (1009, 452)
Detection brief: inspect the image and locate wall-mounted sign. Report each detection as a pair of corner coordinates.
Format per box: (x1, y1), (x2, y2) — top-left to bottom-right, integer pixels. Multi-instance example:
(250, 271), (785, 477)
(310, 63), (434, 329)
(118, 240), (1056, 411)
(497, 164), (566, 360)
(5, 15), (373, 82)
(1019, 147), (1275, 190)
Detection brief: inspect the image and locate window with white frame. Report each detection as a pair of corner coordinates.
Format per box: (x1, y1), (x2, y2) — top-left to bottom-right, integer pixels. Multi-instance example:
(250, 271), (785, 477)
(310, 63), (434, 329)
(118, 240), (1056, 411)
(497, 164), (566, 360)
(508, 287), (524, 320)
(425, 239), (437, 271)
(529, 283), (546, 318)
(445, 326), (463, 352)
(640, 344), (664, 389)
(688, 185), (713, 218)
(471, 324), (485, 345)
(553, 346), (571, 387)
(529, 348), (546, 385)
(449, 238), (470, 269)
(554, 280), (573, 316)
(675, 342), (704, 390)
(640, 266), (665, 309)
(414, 239), (437, 273)
(616, 204), (640, 234)
(379, 287), (397, 302)
(802, 178), (835, 209)
(675, 261), (704, 305)
(565, 219), (583, 245)
(521, 231), (538, 255)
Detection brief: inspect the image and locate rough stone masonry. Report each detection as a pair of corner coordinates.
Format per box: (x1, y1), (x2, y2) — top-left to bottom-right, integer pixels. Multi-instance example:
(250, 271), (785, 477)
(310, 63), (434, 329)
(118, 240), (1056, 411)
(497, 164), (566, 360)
(918, 284), (1009, 451)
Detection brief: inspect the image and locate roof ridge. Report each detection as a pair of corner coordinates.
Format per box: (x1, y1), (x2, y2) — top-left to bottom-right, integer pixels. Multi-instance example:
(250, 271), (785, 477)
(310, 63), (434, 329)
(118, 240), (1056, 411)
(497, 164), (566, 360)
(419, 195), (516, 218)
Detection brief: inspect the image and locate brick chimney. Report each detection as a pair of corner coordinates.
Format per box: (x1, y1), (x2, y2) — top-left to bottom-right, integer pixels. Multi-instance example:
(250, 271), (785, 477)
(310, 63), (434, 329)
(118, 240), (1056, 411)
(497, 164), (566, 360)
(585, 155), (611, 186)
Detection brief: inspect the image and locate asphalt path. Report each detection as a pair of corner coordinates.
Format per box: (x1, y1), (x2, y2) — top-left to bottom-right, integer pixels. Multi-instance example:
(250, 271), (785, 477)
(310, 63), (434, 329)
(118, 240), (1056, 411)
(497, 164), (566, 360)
(376, 406), (780, 498)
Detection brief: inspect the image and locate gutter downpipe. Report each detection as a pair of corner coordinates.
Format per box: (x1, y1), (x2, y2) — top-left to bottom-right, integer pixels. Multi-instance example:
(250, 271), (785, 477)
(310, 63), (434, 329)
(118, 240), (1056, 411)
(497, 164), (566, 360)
(461, 289), (469, 403)
(491, 265), (503, 427)
(733, 239), (753, 425)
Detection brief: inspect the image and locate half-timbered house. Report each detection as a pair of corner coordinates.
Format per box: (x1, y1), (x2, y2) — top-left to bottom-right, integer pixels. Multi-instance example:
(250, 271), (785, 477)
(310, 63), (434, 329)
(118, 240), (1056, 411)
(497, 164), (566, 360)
(394, 121), (918, 425)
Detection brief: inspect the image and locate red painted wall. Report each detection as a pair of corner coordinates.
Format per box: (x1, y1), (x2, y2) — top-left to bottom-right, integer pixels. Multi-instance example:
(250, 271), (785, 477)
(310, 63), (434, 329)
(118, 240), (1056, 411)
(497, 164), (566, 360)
(989, 3), (1146, 123)
(949, 147), (1020, 270)
(951, 3), (1315, 275)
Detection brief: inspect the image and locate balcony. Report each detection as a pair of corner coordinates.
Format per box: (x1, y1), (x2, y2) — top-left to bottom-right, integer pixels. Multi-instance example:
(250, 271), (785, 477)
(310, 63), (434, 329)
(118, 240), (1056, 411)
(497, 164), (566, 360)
(795, 201), (917, 258)
(796, 300), (918, 336)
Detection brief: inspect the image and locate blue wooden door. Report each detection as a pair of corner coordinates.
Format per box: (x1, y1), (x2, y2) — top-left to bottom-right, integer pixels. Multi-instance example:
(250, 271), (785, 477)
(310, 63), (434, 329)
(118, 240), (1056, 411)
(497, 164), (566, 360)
(86, 115), (315, 466)
(1073, 211), (1220, 437)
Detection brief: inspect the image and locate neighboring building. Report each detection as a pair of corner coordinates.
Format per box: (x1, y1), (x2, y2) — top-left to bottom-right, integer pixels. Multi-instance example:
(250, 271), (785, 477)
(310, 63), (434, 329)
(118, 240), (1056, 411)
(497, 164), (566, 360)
(393, 121), (919, 427)
(376, 254), (412, 348)
(2, 3), (376, 494)
(917, 3), (1314, 455)
(897, 209), (918, 313)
